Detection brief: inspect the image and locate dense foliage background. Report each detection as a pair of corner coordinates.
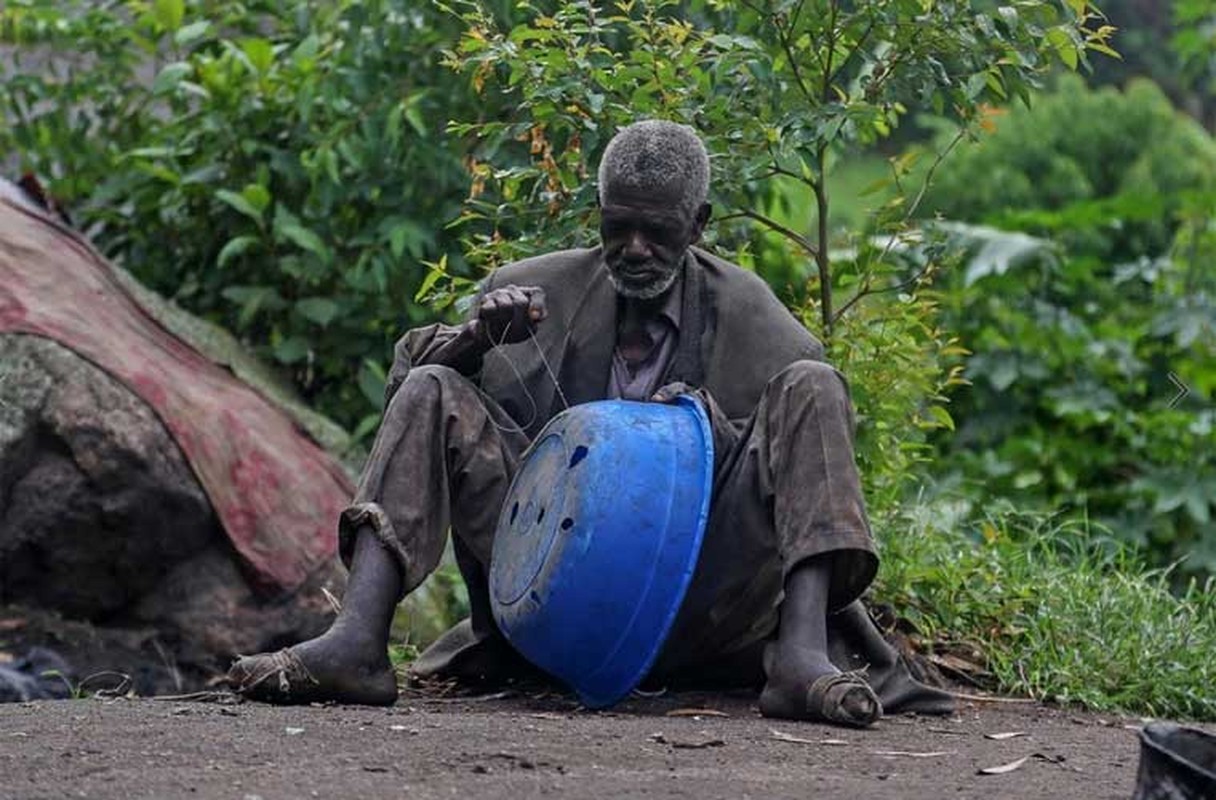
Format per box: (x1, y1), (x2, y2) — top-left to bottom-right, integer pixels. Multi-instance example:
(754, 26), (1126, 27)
(3, 0), (1215, 716)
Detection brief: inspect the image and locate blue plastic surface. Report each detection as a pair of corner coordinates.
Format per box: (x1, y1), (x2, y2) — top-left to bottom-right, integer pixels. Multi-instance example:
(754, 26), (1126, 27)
(489, 396), (714, 709)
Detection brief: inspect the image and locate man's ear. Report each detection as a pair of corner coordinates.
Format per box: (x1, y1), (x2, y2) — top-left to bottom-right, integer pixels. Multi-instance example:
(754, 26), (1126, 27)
(690, 202), (712, 243)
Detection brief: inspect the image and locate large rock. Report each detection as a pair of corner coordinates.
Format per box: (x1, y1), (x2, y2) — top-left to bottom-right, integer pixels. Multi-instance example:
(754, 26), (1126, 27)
(0, 333), (342, 691)
(0, 334), (216, 617)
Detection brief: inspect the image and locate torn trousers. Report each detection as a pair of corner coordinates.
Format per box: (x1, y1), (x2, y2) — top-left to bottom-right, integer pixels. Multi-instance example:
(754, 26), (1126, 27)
(338, 360), (878, 682)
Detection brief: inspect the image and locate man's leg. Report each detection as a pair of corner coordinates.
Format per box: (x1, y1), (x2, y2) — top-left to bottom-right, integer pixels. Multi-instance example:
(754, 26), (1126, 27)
(228, 365), (528, 704)
(827, 601), (955, 715)
(759, 556), (880, 724)
(655, 361), (881, 725)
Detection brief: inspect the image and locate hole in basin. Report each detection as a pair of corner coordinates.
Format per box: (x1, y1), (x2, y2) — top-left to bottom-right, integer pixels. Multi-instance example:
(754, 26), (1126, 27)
(560, 517), (574, 531)
(568, 445), (589, 469)
(537, 506), (546, 524)
(509, 501), (519, 525)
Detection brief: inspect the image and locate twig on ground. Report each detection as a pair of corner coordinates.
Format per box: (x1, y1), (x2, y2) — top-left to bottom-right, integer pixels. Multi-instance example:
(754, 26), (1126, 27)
(949, 692), (1037, 704)
(418, 690), (516, 704)
(666, 708), (729, 718)
(321, 586), (342, 615)
(770, 729), (849, 746)
(151, 691), (241, 703)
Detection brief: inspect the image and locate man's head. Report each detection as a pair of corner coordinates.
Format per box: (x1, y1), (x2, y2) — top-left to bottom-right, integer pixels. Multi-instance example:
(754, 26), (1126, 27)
(597, 121), (712, 300)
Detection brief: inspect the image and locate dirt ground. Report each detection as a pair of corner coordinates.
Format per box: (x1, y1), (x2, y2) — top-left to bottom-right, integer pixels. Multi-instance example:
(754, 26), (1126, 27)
(3, 688), (1198, 800)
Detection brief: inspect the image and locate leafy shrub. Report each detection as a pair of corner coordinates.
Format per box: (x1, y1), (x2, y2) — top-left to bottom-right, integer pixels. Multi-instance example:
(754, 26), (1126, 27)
(915, 78), (1216, 575)
(921, 75), (1216, 260)
(927, 220), (1216, 576)
(1, 0), (506, 435)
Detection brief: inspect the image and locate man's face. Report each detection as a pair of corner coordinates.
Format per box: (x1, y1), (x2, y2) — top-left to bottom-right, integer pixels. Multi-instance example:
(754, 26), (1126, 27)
(599, 193), (703, 300)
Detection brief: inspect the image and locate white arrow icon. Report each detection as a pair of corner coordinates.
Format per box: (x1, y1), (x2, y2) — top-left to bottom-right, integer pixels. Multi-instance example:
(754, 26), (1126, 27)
(1168, 372), (1191, 409)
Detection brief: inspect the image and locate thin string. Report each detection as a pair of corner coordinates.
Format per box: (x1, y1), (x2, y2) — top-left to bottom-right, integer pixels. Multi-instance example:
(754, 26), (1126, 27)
(530, 326), (570, 411)
(476, 322), (537, 436)
(474, 319), (570, 435)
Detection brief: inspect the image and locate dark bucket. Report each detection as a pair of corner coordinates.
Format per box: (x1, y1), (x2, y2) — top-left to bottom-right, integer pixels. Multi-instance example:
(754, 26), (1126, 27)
(1132, 722), (1216, 800)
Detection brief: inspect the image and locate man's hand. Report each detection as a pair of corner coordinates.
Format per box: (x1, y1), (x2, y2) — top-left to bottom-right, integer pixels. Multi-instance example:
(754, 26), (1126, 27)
(651, 381), (695, 404)
(470, 285), (547, 346)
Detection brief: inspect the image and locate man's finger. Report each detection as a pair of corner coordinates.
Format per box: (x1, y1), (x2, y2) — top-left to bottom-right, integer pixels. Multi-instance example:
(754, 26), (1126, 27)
(651, 382), (692, 403)
(503, 285), (527, 307)
(480, 293), (501, 318)
(525, 287), (547, 322)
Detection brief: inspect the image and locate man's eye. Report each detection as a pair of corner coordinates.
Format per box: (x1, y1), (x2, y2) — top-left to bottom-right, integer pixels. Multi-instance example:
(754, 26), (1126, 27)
(645, 223), (680, 244)
(602, 220), (629, 237)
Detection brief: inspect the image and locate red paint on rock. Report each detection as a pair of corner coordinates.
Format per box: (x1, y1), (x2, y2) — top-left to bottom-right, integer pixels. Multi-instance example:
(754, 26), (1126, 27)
(0, 198), (350, 592)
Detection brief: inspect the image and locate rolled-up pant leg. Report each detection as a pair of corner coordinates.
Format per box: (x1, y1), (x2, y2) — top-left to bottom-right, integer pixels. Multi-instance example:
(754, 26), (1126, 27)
(652, 360), (878, 678)
(336, 365), (530, 609)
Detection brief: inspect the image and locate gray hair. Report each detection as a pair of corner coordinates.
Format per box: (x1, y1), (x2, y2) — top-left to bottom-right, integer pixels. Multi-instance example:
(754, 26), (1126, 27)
(597, 120), (709, 220)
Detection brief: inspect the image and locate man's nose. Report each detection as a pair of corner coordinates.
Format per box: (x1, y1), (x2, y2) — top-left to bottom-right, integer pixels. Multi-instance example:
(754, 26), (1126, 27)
(624, 231), (651, 260)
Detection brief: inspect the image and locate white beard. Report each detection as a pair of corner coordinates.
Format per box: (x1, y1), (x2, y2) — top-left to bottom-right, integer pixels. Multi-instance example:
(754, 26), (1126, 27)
(606, 259), (681, 300)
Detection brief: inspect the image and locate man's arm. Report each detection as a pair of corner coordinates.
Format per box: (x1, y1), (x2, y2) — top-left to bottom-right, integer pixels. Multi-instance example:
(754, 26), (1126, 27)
(383, 285), (547, 405)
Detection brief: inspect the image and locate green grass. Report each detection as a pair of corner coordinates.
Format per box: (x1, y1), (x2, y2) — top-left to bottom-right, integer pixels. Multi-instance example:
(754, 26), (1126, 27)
(390, 560), (470, 661)
(875, 503), (1216, 721)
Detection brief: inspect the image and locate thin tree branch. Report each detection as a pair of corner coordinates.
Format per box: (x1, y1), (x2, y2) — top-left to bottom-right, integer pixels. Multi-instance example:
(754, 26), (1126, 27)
(824, 19), (876, 92)
(832, 125), (970, 323)
(904, 125), (967, 221)
(718, 209), (820, 259)
(833, 262), (934, 321)
(778, 23), (817, 105)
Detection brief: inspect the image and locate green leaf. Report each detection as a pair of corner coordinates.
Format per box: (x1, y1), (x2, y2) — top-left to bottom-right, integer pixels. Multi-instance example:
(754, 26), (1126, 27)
(217, 235), (259, 267)
(221, 285), (285, 329)
(1046, 28), (1079, 70)
(273, 336), (310, 365)
(388, 219), (427, 259)
(403, 95), (427, 137)
(152, 62), (192, 95)
(414, 256), (447, 302)
(152, 0), (184, 32)
(174, 20), (210, 46)
(215, 189), (264, 224)
(241, 38), (275, 74)
(296, 297), (341, 327)
(358, 359), (387, 407)
(352, 413), (382, 441)
(242, 183), (271, 213)
(928, 405), (955, 431)
(275, 214), (330, 261)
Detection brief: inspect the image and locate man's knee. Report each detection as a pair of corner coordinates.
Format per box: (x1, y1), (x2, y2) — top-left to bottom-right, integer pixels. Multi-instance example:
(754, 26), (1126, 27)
(389, 364), (476, 409)
(771, 359), (846, 398)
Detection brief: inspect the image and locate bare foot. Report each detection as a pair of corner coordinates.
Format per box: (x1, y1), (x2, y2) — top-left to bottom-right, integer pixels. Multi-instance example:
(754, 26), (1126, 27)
(758, 643), (881, 727)
(228, 628), (397, 706)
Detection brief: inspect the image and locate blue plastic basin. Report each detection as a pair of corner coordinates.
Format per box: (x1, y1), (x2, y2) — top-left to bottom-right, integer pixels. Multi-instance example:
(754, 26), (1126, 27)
(489, 396), (714, 708)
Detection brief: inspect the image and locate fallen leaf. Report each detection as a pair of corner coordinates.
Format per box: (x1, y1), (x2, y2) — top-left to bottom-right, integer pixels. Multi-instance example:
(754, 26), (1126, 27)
(978, 756), (1029, 775)
(649, 733), (725, 749)
(770, 729), (848, 746)
(673, 738), (725, 749)
(871, 750), (955, 758)
(666, 708), (729, 718)
(984, 731), (1028, 740)
(928, 652), (987, 675)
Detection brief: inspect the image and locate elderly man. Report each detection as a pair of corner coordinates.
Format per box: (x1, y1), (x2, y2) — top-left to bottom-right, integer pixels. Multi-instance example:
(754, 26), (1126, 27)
(230, 121), (953, 727)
